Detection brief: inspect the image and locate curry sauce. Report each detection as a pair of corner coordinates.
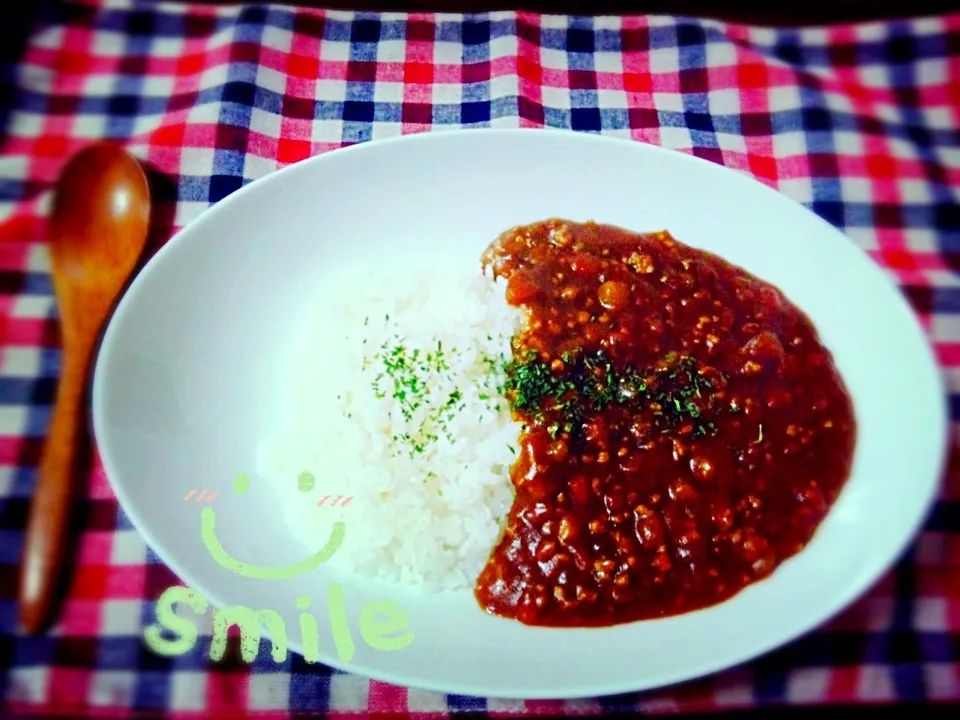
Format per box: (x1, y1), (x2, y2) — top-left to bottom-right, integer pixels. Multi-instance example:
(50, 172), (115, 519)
(475, 220), (856, 626)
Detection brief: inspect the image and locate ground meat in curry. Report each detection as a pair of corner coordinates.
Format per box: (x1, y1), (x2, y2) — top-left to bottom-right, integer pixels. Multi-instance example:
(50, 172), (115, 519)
(475, 219), (856, 627)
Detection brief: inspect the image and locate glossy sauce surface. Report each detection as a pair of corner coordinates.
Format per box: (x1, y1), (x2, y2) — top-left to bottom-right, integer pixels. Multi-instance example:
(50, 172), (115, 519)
(475, 220), (856, 626)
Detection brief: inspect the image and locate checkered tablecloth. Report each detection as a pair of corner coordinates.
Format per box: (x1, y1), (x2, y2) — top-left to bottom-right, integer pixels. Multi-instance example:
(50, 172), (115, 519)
(1, 0), (959, 716)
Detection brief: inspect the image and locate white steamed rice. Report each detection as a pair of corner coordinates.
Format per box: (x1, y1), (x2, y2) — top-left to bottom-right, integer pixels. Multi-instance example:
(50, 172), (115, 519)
(257, 256), (524, 590)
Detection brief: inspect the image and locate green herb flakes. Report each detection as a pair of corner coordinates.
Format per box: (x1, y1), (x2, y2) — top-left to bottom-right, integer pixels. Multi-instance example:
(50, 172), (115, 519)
(361, 330), (509, 458)
(501, 350), (726, 439)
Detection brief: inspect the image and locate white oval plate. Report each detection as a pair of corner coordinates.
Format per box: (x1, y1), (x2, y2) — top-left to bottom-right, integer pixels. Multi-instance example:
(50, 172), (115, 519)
(92, 129), (946, 699)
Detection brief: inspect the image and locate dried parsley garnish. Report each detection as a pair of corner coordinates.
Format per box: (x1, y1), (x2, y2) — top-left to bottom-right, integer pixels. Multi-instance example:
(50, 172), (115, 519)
(362, 328), (509, 458)
(502, 350), (725, 438)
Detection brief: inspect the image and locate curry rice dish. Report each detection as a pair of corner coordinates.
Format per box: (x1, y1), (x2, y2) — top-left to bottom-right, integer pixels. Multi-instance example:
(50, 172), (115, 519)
(265, 219), (856, 628)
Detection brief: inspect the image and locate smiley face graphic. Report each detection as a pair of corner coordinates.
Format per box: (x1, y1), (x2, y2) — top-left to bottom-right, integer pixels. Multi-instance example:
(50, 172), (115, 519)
(200, 471), (345, 579)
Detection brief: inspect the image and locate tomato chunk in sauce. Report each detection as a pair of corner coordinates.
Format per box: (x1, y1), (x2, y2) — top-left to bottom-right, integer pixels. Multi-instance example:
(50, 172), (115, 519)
(475, 219), (856, 627)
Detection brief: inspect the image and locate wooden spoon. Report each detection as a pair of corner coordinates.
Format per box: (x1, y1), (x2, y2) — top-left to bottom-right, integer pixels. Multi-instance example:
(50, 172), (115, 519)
(19, 143), (151, 633)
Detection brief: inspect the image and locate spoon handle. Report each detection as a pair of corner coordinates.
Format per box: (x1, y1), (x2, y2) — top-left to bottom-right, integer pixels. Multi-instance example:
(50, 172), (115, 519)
(19, 343), (90, 633)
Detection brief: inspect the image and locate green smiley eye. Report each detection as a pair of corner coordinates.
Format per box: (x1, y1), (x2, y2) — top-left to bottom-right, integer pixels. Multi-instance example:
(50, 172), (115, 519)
(298, 472), (315, 493)
(233, 473), (250, 494)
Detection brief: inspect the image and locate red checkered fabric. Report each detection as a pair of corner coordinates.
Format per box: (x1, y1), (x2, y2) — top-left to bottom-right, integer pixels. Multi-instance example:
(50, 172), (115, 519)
(1, 0), (959, 716)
